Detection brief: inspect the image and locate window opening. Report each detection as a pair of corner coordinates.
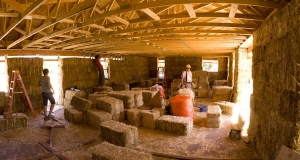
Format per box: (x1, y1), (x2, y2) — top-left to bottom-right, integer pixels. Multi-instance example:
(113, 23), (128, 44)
(158, 58), (165, 79)
(202, 59), (218, 72)
(100, 58), (109, 79)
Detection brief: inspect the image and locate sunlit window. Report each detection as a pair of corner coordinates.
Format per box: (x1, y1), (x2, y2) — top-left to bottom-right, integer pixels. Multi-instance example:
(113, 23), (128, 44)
(202, 59), (218, 72)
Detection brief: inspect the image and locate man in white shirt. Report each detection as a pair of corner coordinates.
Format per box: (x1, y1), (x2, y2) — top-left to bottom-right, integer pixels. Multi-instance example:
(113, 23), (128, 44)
(181, 64), (193, 89)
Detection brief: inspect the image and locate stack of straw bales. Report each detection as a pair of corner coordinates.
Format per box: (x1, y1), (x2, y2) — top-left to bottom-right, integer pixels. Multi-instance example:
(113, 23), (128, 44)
(214, 101), (236, 115)
(170, 79), (181, 96)
(64, 90), (86, 108)
(88, 93), (108, 108)
(108, 92), (135, 109)
(214, 80), (228, 86)
(156, 115), (193, 136)
(96, 96), (125, 122)
(64, 96), (92, 124)
(87, 109), (112, 128)
(100, 120), (138, 147)
(0, 92), (5, 114)
(0, 113), (27, 131)
(127, 109), (142, 127)
(212, 86), (233, 102)
(91, 141), (153, 160)
(141, 110), (160, 129)
(207, 105), (222, 128)
(122, 91), (144, 107)
(7, 58), (43, 112)
(93, 86), (113, 92)
(141, 90), (157, 103)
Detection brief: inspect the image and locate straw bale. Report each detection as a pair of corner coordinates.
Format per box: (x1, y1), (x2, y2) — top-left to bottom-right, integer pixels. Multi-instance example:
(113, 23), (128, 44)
(152, 108), (165, 116)
(212, 86), (233, 102)
(138, 105), (153, 110)
(128, 91), (144, 107)
(176, 88), (195, 99)
(131, 88), (149, 91)
(214, 80), (228, 86)
(96, 96), (124, 115)
(87, 109), (112, 129)
(142, 90), (157, 103)
(65, 90), (86, 99)
(141, 110), (160, 129)
(0, 113), (27, 131)
(63, 98), (72, 108)
(112, 113), (125, 122)
(93, 86), (113, 92)
(100, 120), (138, 147)
(91, 141), (153, 160)
(207, 105), (221, 118)
(172, 79), (181, 83)
(144, 80), (152, 87)
(127, 109), (142, 127)
(64, 107), (84, 124)
(207, 117), (221, 128)
(156, 115), (193, 136)
(214, 101), (236, 115)
(70, 96), (93, 112)
(108, 92), (135, 109)
(88, 93), (108, 103)
(196, 89), (208, 98)
(171, 82), (181, 96)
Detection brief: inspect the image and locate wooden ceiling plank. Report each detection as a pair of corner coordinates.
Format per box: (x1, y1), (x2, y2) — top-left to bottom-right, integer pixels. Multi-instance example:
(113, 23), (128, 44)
(0, 0), (47, 41)
(2, 0), (25, 13)
(184, 4), (196, 18)
(8, 0), (97, 49)
(140, 8), (160, 20)
(229, 4), (238, 18)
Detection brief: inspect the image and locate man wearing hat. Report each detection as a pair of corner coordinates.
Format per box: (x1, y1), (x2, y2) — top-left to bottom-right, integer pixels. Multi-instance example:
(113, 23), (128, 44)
(181, 64), (194, 89)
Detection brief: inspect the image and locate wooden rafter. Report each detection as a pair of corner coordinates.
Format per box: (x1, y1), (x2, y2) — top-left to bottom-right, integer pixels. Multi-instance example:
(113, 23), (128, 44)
(1, 0), (25, 13)
(229, 4), (238, 18)
(184, 4), (196, 18)
(140, 8), (160, 20)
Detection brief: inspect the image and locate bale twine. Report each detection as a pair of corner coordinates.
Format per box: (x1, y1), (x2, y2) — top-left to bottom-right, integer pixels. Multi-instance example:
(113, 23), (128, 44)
(91, 141), (153, 160)
(156, 115), (193, 136)
(100, 120), (138, 147)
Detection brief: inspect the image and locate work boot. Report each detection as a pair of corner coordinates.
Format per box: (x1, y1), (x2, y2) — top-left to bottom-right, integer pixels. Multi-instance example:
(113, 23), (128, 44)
(44, 116), (50, 121)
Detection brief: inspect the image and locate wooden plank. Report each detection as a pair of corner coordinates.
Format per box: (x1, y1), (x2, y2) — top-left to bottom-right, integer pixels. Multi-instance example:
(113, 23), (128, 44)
(184, 4), (196, 18)
(276, 145), (300, 160)
(229, 4), (238, 18)
(0, 0), (47, 40)
(140, 8), (160, 20)
(2, 0), (25, 13)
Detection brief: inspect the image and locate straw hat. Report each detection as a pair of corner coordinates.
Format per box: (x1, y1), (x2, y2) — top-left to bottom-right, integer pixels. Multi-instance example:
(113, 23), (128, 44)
(186, 64), (191, 69)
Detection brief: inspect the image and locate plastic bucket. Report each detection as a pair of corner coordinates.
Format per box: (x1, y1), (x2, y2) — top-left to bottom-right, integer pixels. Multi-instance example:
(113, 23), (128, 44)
(199, 105), (206, 112)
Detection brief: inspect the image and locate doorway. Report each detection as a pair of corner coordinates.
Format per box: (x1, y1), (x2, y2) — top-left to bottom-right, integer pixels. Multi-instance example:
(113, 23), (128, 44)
(43, 60), (59, 104)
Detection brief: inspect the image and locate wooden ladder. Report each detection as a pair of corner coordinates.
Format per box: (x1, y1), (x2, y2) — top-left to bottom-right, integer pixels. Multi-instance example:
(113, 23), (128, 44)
(6, 70), (36, 118)
(156, 67), (167, 88)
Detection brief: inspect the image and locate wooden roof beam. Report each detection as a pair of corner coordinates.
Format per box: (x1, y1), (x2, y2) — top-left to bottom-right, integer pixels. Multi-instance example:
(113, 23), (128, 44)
(109, 15), (130, 25)
(8, 0), (97, 49)
(140, 8), (160, 20)
(184, 4), (196, 18)
(229, 4), (238, 18)
(1, 0), (25, 13)
(0, 0), (47, 40)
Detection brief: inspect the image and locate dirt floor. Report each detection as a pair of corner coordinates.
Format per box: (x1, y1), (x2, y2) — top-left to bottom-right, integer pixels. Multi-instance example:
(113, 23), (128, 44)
(0, 96), (261, 160)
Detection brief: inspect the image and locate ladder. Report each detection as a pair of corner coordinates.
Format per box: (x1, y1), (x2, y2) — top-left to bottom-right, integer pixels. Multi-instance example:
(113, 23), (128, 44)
(6, 70), (36, 118)
(156, 67), (167, 88)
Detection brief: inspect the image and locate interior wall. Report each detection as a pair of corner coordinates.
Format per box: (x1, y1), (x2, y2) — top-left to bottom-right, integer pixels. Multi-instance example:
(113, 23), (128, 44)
(58, 58), (98, 104)
(109, 55), (149, 83)
(148, 57), (157, 78)
(218, 57), (228, 80)
(165, 57), (202, 87)
(249, 0), (300, 159)
(6, 58), (43, 114)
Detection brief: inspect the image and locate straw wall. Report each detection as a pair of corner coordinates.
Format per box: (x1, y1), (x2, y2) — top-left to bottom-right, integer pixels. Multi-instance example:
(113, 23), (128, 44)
(218, 57), (228, 80)
(58, 58), (98, 104)
(6, 58), (43, 113)
(165, 57), (202, 87)
(228, 54), (234, 86)
(110, 56), (149, 84)
(148, 57), (157, 78)
(232, 48), (249, 103)
(249, 1), (300, 159)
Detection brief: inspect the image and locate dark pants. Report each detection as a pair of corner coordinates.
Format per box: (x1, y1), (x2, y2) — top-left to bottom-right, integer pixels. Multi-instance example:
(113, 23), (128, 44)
(98, 70), (105, 86)
(42, 92), (55, 106)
